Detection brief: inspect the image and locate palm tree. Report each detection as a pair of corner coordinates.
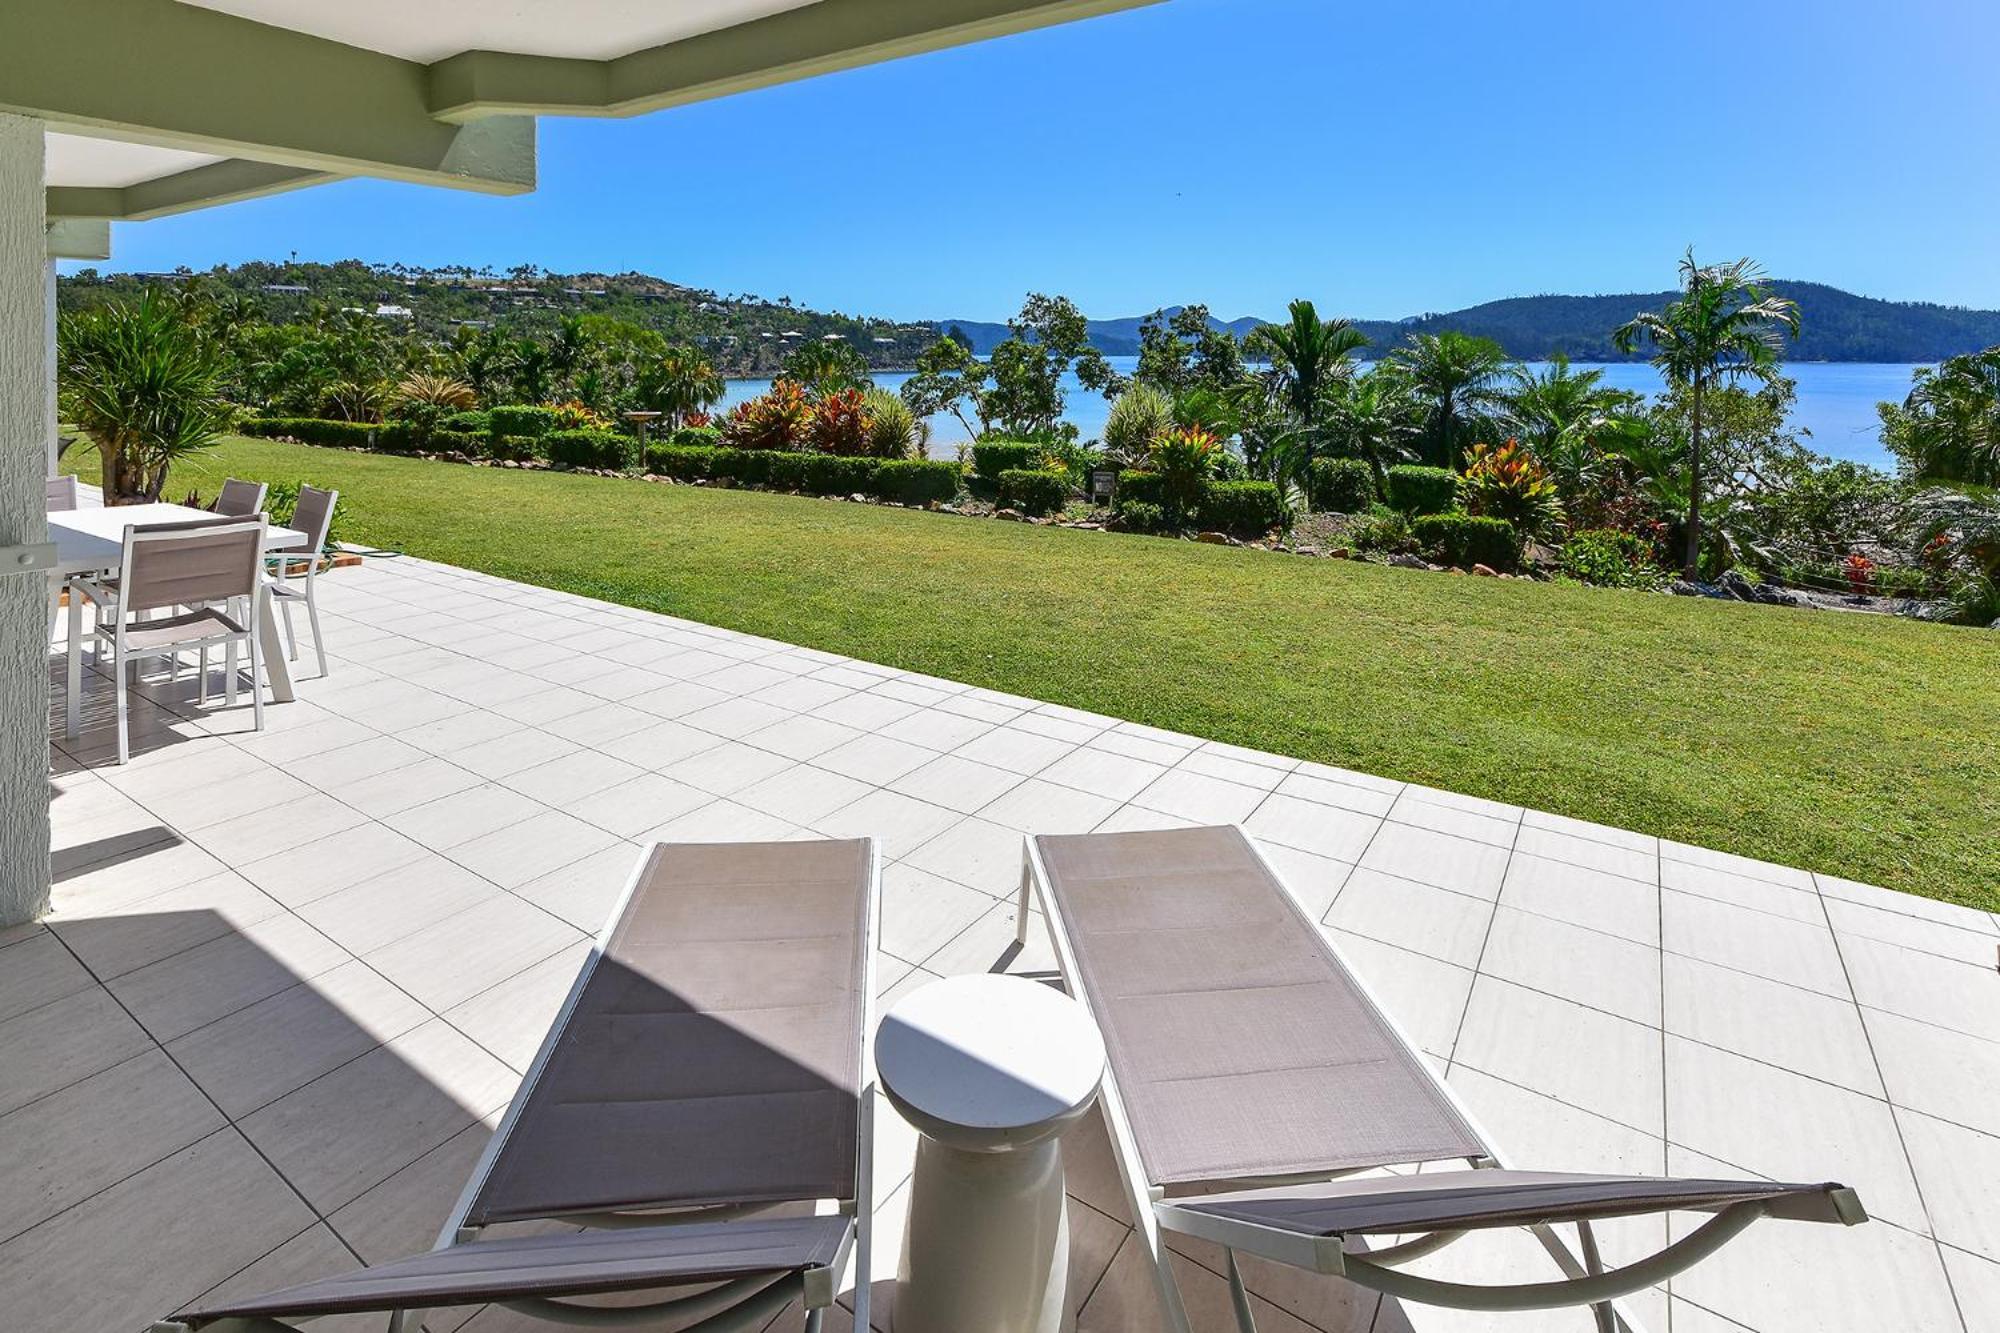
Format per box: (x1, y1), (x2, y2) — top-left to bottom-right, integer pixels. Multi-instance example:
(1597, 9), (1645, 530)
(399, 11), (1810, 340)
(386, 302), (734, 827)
(547, 315), (595, 395)
(637, 344), (725, 428)
(1500, 354), (1630, 454)
(508, 337), (554, 404)
(1615, 251), (1801, 577)
(60, 291), (235, 503)
(1878, 348), (2000, 487)
(1322, 371), (1423, 485)
(1251, 299), (1367, 425)
(1389, 330), (1510, 468)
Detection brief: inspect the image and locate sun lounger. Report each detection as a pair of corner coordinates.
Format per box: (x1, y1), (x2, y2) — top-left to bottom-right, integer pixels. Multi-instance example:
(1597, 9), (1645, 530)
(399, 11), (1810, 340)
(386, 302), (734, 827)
(1016, 824), (1864, 1333)
(157, 837), (881, 1333)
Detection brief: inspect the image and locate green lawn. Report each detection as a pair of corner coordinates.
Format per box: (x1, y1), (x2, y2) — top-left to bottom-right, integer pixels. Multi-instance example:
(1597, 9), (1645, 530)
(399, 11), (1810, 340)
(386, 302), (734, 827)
(75, 436), (2000, 910)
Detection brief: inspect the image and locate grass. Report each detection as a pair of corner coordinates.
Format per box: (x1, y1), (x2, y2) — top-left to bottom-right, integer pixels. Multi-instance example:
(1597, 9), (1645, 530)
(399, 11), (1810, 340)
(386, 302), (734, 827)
(80, 435), (2000, 910)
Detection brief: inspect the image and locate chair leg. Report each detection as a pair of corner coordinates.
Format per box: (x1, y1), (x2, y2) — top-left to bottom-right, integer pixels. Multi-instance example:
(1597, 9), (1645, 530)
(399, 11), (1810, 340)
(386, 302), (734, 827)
(248, 631), (265, 734)
(306, 588), (328, 678)
(281, 598), (298, 662)
(114, 651), (130, 765)
(225, 638), (238, 706)
(1225, 1249), (1260, 1333)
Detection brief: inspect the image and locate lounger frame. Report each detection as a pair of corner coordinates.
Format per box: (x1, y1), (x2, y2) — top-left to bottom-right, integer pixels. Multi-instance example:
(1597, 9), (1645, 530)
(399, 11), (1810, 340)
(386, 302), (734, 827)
(1017, 827), (1705, 1333)
(387, 838), (880, 1333)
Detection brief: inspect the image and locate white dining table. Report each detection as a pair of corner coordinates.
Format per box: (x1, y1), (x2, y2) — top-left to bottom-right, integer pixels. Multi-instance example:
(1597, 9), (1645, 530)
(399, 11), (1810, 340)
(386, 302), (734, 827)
(49, 503), (308, 738)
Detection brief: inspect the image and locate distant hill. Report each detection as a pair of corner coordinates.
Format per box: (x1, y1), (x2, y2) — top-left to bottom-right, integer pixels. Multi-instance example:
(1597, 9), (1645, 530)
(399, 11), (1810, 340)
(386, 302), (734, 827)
(938, 283), (2000, 363)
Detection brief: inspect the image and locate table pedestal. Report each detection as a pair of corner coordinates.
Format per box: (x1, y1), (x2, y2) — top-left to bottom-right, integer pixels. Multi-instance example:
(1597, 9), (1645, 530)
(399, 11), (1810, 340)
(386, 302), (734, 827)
(896, 1133), (1073, 1333)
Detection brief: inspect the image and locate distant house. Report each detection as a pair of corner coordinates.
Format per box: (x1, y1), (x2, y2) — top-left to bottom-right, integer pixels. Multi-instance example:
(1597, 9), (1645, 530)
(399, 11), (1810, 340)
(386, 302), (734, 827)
(373, 303), (413, 319)
(821, 333), (844, 342)
(873, 337), (895, 346)
(781, 330), (804, 339)
(262, 284), (309, 294)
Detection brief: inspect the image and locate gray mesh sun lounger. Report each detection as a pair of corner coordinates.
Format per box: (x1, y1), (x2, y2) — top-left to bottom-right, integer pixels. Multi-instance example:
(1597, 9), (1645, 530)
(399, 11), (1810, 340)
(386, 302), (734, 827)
(158, 837), (881, 1333)
(1016, 825), (1864, 1333)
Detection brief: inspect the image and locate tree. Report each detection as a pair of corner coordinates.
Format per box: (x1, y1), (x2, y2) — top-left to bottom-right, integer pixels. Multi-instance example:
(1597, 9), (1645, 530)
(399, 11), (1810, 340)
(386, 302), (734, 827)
(59, 291), (235, 503)
(1389, 329), (1511, 469)
(982, 294), (1115, 440)
(1134, 305), (1244, 398)
(547, 314), (596, 396)
(1878, 348), (2000, 487)
(1499, 354), (1633, 456)
(783, 340), (872, 397)
(1615, 251), (1801, 577)
(635, 344), (725, 428)
(1245, 299), (1366, 426)
(900, 336), (990, 441)
(507, 336), (555, 404)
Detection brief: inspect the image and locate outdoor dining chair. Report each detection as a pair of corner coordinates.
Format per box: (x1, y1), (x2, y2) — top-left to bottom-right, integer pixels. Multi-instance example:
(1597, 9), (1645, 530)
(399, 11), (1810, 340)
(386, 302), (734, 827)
(44, 475), (80, 645)
(72, 516), (271, 763)
(265, 483), (337, 677)
(155, 837), (882, 1333)
(212, 476), (268, 517)
(1017, 824), (1865, 1333)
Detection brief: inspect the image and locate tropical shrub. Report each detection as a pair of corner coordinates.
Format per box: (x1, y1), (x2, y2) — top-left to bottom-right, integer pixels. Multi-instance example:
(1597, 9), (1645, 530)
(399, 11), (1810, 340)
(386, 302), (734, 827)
(488, 405), (558, 439)
(373, 420), (424, 453)
(60, 291), (236, 502)
(645, 445), (716, 481)
(1347, 506), (1415, 555)
(1197, 481), (1287, 535)
(1384, 464), (1458, 516)
(1413, 513), (1520, 571)
(544, 429), (632, 470)
(808, 388), (872, 456)
(862, 388), (921, 459)
(722, 380), (812, 451)
(1209, 449), (1249, 482)
(971, 439), (1043, 479)
(242, 417), (376, 449)
(867, 459), (962, 506)
(1308, 457), (1375, 512)
(1458, 438), (1562, 538)
(1103, 383), (1173, 465)
(1147, 426), (1223, 514)
(440, 410), (490, 435)
(802, 453), (879, 496)
(1116, 471), (1167, 507)
(488, 435), (541, 462)
(549, 400), (615, 433)
(1878, 347), (2000, 487)
(668, 425), (722, 449)
(1558, 528), (1665, 588)
(393, 373), (476, 413)
(997, 468), (1072, 517)
(1113, 500), (1169, 533)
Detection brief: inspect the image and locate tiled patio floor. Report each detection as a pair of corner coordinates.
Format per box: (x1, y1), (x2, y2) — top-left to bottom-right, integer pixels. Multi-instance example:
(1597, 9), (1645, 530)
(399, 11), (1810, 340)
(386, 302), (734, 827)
(8, 553), (1998, 1332)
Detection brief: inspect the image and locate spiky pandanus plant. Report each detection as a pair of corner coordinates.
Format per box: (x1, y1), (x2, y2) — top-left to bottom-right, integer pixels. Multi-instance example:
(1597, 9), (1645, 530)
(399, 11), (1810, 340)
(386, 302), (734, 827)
(1615, 251), (1801, 577)
(393, 373), (477, 413)
(60, 291), (235, 504)
(1102, 382), (1173, 467)
(861, 388), (923, 459)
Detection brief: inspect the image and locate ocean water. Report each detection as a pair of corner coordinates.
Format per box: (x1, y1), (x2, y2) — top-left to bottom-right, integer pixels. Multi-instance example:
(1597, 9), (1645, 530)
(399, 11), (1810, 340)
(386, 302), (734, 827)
(717, 358), (1922, 470)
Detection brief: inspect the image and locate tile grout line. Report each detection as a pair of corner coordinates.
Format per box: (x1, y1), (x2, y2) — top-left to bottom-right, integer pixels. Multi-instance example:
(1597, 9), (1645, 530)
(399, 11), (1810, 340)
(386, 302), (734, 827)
(1440, 808), (1522, 1072)
(1812, 870), (1972, 1333)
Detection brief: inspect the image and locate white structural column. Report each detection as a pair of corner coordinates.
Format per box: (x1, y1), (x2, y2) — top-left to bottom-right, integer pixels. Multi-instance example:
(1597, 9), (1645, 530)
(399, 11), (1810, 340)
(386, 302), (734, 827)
(0, 113), (50, 927)
(44, 256), (57, 475)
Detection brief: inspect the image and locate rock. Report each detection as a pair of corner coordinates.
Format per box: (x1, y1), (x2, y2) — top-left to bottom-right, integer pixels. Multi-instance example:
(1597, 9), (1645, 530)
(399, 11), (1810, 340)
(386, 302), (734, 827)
(1329, 548), (1350, 560)
(994, 508), (1025, 522)
(1196, 531), (1232, 545)
(1387, 553), (1428, 570)
(1471, 563), (1499, 577)
(849, 493), (868, 503)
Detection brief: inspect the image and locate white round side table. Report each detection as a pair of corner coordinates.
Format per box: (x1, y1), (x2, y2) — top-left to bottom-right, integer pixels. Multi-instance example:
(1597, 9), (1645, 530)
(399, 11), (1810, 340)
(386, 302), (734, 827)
(876, 973), (1107, 1333)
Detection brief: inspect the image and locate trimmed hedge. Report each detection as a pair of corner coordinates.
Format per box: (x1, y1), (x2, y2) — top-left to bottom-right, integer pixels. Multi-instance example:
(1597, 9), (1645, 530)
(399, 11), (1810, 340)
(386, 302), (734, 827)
(440, 410), (490, 435)
(1198, 480), (1287, 535)
(666, 425), (722, 450)
(242, 417), (376, 448)
(1412, 513), (1519, 571)
(997, 468), (1070, 517)
(1308, 458), (1375, 512)
(971, 440), (1044, 478)
(429, 429), (485, 456)
(487, 405), (558, 439)
(644, 444), (961, 503)
(1385, 465), (1458, 516)
(544, 429), (632, 470)
(868, 459), (962, 506)
(488, 434), (541, 462)
(1114, 501), (1168, 534)
(1115, 470), (1166, 507)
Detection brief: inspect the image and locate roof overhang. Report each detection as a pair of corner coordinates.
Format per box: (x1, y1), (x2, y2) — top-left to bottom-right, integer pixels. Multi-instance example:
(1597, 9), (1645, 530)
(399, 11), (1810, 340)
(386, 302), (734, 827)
(5, 0), (1159, 227)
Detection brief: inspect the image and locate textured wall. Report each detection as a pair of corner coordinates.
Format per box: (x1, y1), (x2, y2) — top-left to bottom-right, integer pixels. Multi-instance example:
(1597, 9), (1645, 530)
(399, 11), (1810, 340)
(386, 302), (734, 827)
(0, 113), (50, 927)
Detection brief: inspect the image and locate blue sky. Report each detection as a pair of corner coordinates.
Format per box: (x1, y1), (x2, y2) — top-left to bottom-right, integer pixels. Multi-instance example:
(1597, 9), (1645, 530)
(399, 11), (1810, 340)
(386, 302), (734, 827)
(83, 0), (2000, 322)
